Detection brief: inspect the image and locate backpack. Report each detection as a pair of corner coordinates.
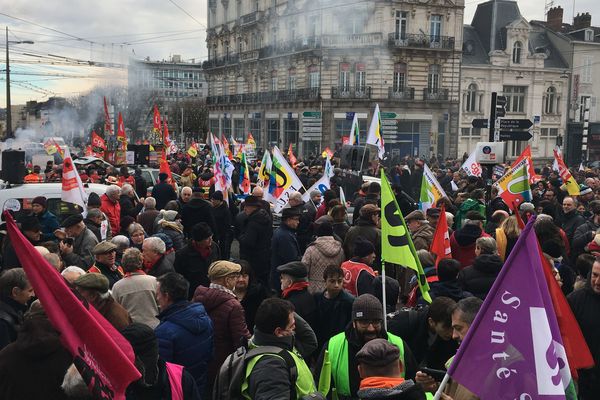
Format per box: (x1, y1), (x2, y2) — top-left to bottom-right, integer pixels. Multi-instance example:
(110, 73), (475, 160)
(213, 345), (298, 400)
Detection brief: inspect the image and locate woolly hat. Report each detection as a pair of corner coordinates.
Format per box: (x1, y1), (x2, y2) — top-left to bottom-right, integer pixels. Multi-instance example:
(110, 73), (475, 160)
(31, 196), (47, 208)
(353, 237), (376, 258)
(87, 192), (102, 207)
(352, 294), (384, 321)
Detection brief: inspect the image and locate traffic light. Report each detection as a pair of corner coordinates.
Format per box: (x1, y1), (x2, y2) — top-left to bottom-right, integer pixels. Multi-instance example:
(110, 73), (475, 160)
(496, 95), (507, 118)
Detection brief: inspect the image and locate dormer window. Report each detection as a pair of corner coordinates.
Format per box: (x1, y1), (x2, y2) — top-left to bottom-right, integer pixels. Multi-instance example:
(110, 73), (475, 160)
(512, 41), (522, 64)
(585, 29), (594, 42)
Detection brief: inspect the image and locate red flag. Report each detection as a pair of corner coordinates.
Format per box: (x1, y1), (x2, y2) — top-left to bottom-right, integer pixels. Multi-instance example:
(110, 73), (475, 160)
(221, 135), (233, 160)
(537, 243), (594, 379)
(4, 212), (141, 399)
(288, 143), (297, 167)
(163, 118), (171, 147)
(511, 145), (540, 184)
(85, 145), (93, 156)
(429, 204), (451, 267)
(103, 96), (113, 136)
(91, 131), (106, 150)
(511, 201), (525, 229)
(116, 112), (127, 150)
(159, 150), (176, 191)
(153, 105), (161, 132)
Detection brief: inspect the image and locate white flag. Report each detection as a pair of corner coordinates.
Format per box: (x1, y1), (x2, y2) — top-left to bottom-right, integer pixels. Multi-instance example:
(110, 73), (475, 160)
(366, 104), (385, 159)
(460, 149), (482, 177)
(579, 162), (585, 172)
(348, 113), (359, 146)
(419, 163), (448, 213)
(61, 148), (88, 210)
(553, 146), (561, 172)
(339, 186), (347, 208)
(325, 155), (335, 178)
(269, 146), (304, 213)
(301, 174), (331, 203)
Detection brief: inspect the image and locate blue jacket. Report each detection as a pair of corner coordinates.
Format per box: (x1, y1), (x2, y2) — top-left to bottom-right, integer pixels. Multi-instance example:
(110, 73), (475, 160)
(155, 301), (214, 393)
(37, 210), (60, 241)
(270, 224), (300, 271)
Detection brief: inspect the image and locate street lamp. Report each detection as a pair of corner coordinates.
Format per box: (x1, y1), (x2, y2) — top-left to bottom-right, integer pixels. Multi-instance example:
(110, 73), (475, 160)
(5, 27), (34, 139)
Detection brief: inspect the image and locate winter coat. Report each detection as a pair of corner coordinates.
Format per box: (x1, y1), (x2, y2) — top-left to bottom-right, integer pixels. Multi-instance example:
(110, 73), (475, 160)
(193, 285), (250, 387)
(560, 210), (586, 245)
(0, 314), (72, 400)
(454, 199), (486, 230)
(62, 227), (98, 270)
(357, 378), (429, 400)
(411, 223), (434, 251)
(573, 218), (600, 260)
(302, 236), (346, 293)
(100, 194), (121, 236)
(239, 282), (271, 333)
(95, 295), (132, 330)
(84, 217), (102, 242)
(147, 254), (175, 278)
(333, 221), (351, 242)
(271, 224), (301, 271)
(155, 300), (214, 394)
(290, 202), (314, 252)
(0, 297), (27, 351)
(158, 223), (185, 251)
(151, 181), (177, 211)
(119, 194), (143, 226)
(458, 254), (503, 299)
(449, 225), (490, 268)
(174, 241), (221, 298)
(344, 219), (382, 261)
(313, 289), (355, 348)
(239, 209), (273, 285)
(211, 202), (232, 248)
(420, 281), (472, 305)
(111, 273), (160, 329)
(181, 197), (216, 238)
(138, 209), (160, 236)
(283, 286), (317, 331)
(125, 358), (201, 400)
(36, 210), (60, 242)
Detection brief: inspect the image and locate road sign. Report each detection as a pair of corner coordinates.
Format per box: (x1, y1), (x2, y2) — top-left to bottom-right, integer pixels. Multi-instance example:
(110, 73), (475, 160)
(498, 131), (533, 141)
(496, 96), (507, 117)
(499, 119), (533, 129)
(380, 112), (398, 119)
(472, 119), (489, 129)
(303, 111), (321, 118)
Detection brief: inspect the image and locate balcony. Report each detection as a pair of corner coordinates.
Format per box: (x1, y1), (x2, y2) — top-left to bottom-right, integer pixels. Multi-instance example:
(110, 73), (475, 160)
(239, 11), (261, 26)
(202, 54), (239, 69)
(206, 88), (320, 105)
(240, 49), (259, 62)
(331, 86), (372, 99)
(388, 33), (455, 51)
(260, 37), (321, 58)
(423, 88), (449, 101)
(388, 87), (415, 101)
(322, 33), (383, 48)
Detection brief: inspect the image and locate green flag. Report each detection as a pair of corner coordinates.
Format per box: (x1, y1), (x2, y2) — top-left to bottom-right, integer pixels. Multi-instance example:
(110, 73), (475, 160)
(380, 169), (432, 303)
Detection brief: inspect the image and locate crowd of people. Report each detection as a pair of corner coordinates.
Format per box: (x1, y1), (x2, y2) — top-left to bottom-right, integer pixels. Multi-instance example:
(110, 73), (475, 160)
(0, 146), (599, 400)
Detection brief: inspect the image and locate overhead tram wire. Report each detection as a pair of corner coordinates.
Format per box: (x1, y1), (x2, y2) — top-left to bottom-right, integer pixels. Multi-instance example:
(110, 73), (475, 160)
(167, 0), (206, 28)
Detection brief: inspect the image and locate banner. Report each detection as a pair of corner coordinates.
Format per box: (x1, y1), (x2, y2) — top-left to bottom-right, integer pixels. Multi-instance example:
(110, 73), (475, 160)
(187, 142), (199, 157)
(5, 212), (140, 400)
(366, 104), (385, 159)
(268, 146), (303, 213)
(447, 220), (577, 400)
(429, 204), (451, 267)
(495, 157), (532, 206)
(348, 112), (359, 146)
(116, 112), (127, 150)
(512, 145), (541, 184)
(553, 149), (580, 196)
(221, 135), (233, 160)
(91, 131), (106, 158)
(103, 96), (113, 136)
(257, 150), (272, 191)
(419, 163), (447, 213)
(62, 148), (88, 210)
(153, 105), (161, 133)
(460, 149), (482, 177)
(239, 151), (251, 195)
(380, 170), (431, 303)
(301, 174), (330, 203)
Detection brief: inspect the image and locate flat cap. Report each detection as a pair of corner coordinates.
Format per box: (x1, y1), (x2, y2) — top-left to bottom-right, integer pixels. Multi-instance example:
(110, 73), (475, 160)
(74, 273), (109, 293)
(61, 214), (83, 228)
(359, 204), (381, 218)
(426, 208), (441, 218)
(405, 210), (426, 221)
(93, 241), (117, 255)
(208, 260), (241, 280)
(356, 338), (400, 367)
(277, 261), (308, 278)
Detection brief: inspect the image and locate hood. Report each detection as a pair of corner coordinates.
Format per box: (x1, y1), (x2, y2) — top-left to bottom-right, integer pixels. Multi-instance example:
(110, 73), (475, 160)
(193, 286), (235, 313)
(357, 379), (420, 399)
(472, 254), (503, 274)
(159, 301), (212, 335)
(311, 236), (344, 257)
(249, 208), (271, 225)
(454, 224), (482, 246)
(430, 281), (467, 300)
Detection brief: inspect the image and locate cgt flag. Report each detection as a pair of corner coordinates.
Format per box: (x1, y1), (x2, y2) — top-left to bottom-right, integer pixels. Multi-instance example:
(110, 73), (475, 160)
(447, 219), (577, 400)
(5, 212), (141, 399)
(381, 170), (431, 303)
(460, 149), (482, 177)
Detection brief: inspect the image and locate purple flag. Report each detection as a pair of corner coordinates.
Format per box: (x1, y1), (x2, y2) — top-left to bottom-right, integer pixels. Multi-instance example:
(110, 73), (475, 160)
(447, 220), (575, 399)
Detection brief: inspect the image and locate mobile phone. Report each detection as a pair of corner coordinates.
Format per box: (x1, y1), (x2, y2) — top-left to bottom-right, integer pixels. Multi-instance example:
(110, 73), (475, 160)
(421, 367), (446, 382)
(63, 237), (74, 246)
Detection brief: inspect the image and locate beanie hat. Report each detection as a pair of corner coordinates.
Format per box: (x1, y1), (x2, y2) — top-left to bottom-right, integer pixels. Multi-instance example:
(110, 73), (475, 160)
(316, 221), (334, 237)
(353, 237), (376, 258)
(87, 192), (102, 207)
(352, 294), (384, 321)
(31, 196), (47, 208)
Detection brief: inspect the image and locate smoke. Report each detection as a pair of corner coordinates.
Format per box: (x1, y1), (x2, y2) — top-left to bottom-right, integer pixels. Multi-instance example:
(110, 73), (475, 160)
(0, 128), (39, 151)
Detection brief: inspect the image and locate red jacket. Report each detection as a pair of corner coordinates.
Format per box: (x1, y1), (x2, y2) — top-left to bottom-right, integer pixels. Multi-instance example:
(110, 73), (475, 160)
(100, 194), (121, 235)
(449, 225), (490, 268)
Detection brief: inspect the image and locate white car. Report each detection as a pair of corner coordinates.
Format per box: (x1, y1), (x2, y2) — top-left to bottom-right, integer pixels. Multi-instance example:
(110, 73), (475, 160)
(0, 182), (110, 221)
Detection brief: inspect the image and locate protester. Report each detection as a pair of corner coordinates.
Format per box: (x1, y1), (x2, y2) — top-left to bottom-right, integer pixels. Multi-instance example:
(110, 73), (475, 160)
(138, 197), (160, 236)
(152, 173), (178, 211)
(458, 238), (503, 299)
(30, 196), (60, 242)
(405, 210), (434, 251)
(101, 185), (122, 236)
(157, 210), (185, 251)
(209, 191), (232, 260)
(88, 241), (124, 289)
(233, 260), (270, 333)
(0, 268), (34, 350)
(239, 195), (273, 286)
(270, 207), (302, 290)
(181, 187), (216, 238)
(142, 237), (174, 277)
(2, 216), (42, 269)
(57, 214), (98, 271)
(301, 221), (345, 293)
(449, 211), (489, 268)
(344, 204), (382, 262)
(278, 261), (317, 329)
(341, 237), (377, 296)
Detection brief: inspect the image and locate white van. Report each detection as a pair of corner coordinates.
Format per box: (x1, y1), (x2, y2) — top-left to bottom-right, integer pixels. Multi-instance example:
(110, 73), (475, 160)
(0, 182), (109, 221)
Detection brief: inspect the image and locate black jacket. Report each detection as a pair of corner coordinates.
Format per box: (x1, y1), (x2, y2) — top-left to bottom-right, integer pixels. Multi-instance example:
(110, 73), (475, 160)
(125, 359), (200, 400)
(240, 282), (271, 333)
(148, 254), (175, 278)
(572, 218), (600, 260)
(239, 209), (273, 284)
(560, 210), (586, 245)
(181, 198), (217, 238)
(0, 297), (27, 351)
(174, 241), (221, 299)
(84, 217), (102, 242)
(458, 254), (503, 299)
(211, 202), (232, 245)
(271, 224), (301, 272)
(313, 290), (355, 348)
(282, 287), (316, 333)
(152, 181), (177, 211)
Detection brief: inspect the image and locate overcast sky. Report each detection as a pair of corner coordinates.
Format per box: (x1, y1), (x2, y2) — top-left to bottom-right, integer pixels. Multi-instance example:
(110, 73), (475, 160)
(0, 0), (597, 105)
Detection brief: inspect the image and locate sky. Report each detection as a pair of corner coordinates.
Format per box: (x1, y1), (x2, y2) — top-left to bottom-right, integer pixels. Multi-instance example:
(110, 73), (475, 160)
(0, 0), (598, 105)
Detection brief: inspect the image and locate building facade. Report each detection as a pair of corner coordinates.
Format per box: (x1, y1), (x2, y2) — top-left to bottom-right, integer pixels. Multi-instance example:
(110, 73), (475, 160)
(204, 0), (464, 160)
(458, 0), (569, 162)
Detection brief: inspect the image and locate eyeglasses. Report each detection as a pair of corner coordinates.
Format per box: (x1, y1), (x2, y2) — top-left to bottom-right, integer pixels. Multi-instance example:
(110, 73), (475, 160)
(356, 319), (383, 328)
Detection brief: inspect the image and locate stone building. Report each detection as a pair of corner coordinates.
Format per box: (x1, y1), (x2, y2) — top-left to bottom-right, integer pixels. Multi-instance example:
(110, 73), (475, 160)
(204, 0), (464, 159)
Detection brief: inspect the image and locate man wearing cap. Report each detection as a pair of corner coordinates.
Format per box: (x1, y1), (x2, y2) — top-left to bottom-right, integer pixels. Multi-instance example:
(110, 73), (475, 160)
(340, 237), (377, 297)
(316, 294), (417, 399)
(30, 196), (60, 242)
(449, 211), (490, 268)
(344, 204), (381, 264)
(193, 260), (250, 393)
(405, 210), (434, 252)
(239, 195), (273, 287)
(181, 186), (216, 239)
(100, 185), (122, 237)
(355, 339), (430, 399)
(56, 214), (99, 271)
(425, 208), (441, 231)
(2, 216), (42, 269)
(271, 207), (302, 291)
(287, 191), (314, 252)
(88, 241), (124, 289)
(86, 192), (112, 241)
(73, 273), (131, 330)
(175, 222), (221, 298)
(210, 191), (232, 259)
(152, 172), (178, 211)
(278, 261), (316, 328)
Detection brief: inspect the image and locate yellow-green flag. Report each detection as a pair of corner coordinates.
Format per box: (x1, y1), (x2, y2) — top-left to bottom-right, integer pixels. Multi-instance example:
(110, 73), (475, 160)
(380, 169), (432, 303)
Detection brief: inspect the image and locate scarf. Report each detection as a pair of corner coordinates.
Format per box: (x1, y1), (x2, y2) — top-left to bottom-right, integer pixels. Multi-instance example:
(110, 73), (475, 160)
(282, 281), (309, 298)
(209, 283), (236, 298)
(359, 377), (406, 390)
(159, 220), (183, 233)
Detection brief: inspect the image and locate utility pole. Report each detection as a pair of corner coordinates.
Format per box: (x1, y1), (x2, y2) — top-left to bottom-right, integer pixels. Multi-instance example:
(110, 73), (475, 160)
(6, 27), (11, 139)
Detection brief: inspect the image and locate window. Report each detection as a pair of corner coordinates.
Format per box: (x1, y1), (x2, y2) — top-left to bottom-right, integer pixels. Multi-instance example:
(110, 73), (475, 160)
(339, 63), (351, 92)
(509, 141), (527, 157)
(222, 78), (228, 95)
(430, 15), (442, 42)
(250, 118), (261, 145)
(466, 83), (478, 112)
(271, 27), (278, 46)
(237, 37), (243, 53)
(428, 64), (440, 90)
(461, 128), (481, 137)
(545, 87), (556, 114)
(222, 117), (232, 137)
(271, 70), (278, 91)
(234, 119), (245, 140)
(582, 56), (593, 83)
(308, 65), (320, 88)
(512, 41), (522, 64)
(395, 11), (408, 40)
(236, 76), (244, 94)
(288, 68), (296, 90)
(288, 20), (297, 41)
(503, 86), (526, 113)
(580, 95), (592, 121)
(267, 119), (280, 146)
(355, 63), (366, 92)
(585, 29), (594, 42)
(393, 63), (407, 92)
(541, 128), (558, 137)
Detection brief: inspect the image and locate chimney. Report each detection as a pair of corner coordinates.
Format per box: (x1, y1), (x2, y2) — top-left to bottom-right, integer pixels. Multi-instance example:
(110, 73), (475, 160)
(573, 12), (592, 30)
(546, 6), (563, 31)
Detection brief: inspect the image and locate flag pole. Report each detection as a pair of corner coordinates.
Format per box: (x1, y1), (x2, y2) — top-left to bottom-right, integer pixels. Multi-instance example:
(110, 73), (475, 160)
(382, 260), (387, 332)
(359, 144), (368, 173)
(433, 374), (450, 400)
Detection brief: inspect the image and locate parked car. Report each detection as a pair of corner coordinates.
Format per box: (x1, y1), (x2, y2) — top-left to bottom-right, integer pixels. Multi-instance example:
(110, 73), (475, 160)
(73, 156), (114, 172)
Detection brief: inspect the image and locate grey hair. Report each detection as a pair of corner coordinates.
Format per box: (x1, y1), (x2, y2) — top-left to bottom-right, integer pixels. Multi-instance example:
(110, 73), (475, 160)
(105, 185), (121, 196)
(144, 236), (166, 254)
(43, 253), (62, 271)
(0, 268), (29, 298)
(61, 266), (86, 279)
(121, 183), (134, 196)
(452, 297), (483, 325)
(86, 208), (103, 219)
(144, 197), (157, 209)
(121, 248), (143, 272)
(111, 235), (130, 251)
(128, 223), (145, 236)
(475, 237), (497, 255)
